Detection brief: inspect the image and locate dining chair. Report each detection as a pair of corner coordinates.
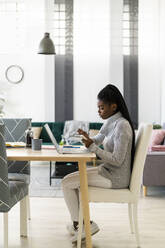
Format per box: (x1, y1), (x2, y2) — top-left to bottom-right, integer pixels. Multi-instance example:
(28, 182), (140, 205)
(0, 124), (28, 248)
(77, 123), (152, 248)
(0, 118), (31, 220)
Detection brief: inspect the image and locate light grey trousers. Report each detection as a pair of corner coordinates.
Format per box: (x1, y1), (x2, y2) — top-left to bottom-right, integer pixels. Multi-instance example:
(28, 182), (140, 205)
(62, 167), (112, 222)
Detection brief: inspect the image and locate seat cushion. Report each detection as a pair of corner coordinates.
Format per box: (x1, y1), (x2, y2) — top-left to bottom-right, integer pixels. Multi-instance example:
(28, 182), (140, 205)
(8, 173), (30, 184)
(9, 180), (28, 209)
(88, 187), (136, 203)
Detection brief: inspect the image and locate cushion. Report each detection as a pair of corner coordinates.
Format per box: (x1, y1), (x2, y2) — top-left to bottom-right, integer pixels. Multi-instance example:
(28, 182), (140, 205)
(32, 127), (42, 139)
(151, 145), (165, 151)
(89, 129), (99, 137)
(148, 129), (165, 150)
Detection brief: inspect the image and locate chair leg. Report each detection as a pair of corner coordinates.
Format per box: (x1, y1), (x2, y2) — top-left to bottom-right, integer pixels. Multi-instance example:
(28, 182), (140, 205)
(143, 186), (147, 197)
(3, 212), (8, 248)
(128, 203), (134, 234)
(26, 194), (31, 220)
(20, 196), (28, 238)
(49, 161), (52, 186)
(77, 199), (83, 248)
(132, 203), (140, 248)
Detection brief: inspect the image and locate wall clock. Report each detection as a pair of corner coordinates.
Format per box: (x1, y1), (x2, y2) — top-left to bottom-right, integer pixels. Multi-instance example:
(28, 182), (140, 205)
(5, 65), (24, 84)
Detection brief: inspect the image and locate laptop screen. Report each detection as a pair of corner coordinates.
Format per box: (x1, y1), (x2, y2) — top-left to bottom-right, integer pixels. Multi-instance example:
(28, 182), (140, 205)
(44, 124), (59, 151)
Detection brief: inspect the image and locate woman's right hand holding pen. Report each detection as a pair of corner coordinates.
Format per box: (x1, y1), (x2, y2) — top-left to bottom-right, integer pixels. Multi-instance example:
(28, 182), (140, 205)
(77, 129), (93, 148)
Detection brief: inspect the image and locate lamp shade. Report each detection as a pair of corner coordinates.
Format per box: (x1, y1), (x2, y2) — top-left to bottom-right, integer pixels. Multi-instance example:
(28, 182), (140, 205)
(38, 33), (56, 55)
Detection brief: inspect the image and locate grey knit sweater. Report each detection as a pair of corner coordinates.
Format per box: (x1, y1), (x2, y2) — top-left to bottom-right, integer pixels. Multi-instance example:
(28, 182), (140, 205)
(88, 112), (133, 189)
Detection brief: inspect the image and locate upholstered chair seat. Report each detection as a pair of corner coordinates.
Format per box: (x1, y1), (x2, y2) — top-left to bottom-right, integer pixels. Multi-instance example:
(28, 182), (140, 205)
(9, 181), (28, 211)
(0, 124), (28, 248)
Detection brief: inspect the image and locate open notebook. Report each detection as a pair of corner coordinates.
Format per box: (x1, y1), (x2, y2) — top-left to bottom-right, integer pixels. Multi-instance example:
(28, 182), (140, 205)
(5, 142), (26, 148)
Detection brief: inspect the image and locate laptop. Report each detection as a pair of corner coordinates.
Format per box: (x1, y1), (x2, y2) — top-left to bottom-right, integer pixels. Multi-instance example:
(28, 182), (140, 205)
(44, 124), (89, 154)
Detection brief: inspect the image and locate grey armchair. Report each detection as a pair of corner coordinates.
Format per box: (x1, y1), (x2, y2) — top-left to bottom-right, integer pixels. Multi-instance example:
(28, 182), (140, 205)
(0, 118), (31, 219)
(0, 124), (28, 248)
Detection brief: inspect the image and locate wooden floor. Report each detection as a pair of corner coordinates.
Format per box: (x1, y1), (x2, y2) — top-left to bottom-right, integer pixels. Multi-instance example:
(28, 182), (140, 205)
(0, 195), (165, 248)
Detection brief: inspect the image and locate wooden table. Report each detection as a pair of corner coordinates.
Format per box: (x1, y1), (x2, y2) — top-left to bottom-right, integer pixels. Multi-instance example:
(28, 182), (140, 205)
(7, 148), (96, 248)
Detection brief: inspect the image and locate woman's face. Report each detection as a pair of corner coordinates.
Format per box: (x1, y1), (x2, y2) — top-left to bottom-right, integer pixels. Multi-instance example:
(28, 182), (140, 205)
(97, 100), (117, 120)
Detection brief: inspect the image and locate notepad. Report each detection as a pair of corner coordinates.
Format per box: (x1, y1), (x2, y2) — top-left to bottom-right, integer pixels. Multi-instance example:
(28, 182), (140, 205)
(6, 142), (26, 148)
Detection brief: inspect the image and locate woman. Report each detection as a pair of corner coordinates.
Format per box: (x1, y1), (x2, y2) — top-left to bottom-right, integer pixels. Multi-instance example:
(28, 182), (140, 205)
(62, 84), (135, 243)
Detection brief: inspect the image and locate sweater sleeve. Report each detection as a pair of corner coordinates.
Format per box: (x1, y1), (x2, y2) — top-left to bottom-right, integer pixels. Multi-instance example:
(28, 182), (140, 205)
(91, 133), (105, 145)
(88, 123), (132, 167)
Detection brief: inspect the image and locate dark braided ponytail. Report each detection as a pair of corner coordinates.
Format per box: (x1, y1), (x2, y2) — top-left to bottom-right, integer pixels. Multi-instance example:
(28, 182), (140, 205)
(98, 84), (135, 172)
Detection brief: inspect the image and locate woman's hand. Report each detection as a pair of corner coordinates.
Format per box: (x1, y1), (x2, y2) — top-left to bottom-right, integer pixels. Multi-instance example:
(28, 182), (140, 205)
(82, 137), (93, 148)
(77, 129), (89, 139)
(77, 129), (93, 148)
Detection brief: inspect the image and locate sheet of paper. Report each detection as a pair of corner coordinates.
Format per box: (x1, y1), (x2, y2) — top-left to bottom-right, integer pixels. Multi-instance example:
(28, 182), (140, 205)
(42, 145), (55, 150)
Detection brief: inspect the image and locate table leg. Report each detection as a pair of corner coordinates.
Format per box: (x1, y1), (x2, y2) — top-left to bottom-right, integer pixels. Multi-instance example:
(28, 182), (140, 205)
(92, 158), (96, 167)
(78, 160), (92, 248)
(49, 161), (52, 186)
(143, 186), (147, 196)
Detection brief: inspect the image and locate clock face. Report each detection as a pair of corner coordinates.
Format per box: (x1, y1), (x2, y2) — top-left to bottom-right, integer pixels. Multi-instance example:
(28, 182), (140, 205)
(5, 65), (24, 84)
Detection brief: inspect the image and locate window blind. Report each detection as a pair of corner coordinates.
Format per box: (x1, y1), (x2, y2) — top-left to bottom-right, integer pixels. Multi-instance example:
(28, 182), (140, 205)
(0, 0), (25, 54)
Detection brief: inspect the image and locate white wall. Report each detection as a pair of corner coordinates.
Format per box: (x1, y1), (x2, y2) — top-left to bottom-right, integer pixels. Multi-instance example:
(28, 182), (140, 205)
(160, 0), (165, 124)
(0, 54), (45, 120)
(0, 0), (55, 122)
(139, 0), (161, 124)
(74, 0), (110, 122)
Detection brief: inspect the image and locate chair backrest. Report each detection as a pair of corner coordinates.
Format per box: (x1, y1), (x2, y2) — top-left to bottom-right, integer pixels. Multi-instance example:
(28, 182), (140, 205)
(0, 118), (31, 175)
(129, 123), (152, 196)
(0, 118), (31, 142)
(0, 124), (10, 212)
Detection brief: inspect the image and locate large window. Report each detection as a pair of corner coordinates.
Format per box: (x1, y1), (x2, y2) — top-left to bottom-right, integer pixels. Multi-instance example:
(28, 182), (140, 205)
(123, 0), (138, 55)
(0, 0), (25, 54)
(46, 0), (73, 56)
(53, 1), (66, 55)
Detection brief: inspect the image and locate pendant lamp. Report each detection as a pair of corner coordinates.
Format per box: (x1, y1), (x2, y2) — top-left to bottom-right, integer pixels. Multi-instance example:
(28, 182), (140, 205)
(38, 33), (56, 55)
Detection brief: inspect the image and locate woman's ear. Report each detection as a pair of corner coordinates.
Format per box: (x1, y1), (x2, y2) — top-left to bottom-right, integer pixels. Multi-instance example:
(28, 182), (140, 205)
(112, 103), (117, 112)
